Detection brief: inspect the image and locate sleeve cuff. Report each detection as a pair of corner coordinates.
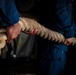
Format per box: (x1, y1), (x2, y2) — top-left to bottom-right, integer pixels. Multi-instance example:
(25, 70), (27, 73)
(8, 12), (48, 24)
(1, 11), (20, 26)
(64, 27), (74, 38)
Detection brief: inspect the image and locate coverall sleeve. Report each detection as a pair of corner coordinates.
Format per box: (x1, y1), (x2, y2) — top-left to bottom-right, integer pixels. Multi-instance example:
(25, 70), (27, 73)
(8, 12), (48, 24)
(55, 1), (74, 38)
(0, 0), (20, 26)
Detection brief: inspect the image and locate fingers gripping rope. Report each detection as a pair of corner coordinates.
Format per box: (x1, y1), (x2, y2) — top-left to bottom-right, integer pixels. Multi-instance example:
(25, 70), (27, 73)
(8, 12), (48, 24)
(0, 17), (76, 51)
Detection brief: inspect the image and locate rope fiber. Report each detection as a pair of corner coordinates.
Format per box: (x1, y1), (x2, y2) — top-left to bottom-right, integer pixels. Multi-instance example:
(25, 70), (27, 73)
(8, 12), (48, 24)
(0, 17), (76, 50)
(19, 17), (76, 45)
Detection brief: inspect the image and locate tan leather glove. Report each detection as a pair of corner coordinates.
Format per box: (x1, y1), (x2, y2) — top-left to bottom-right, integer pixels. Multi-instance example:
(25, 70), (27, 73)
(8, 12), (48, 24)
(63, 37), (74, 46)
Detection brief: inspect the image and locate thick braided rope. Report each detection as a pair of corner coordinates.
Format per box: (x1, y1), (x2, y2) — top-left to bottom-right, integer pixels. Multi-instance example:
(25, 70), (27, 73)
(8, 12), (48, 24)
(19, 17), (76, 45)
(0, 17), (76, 50)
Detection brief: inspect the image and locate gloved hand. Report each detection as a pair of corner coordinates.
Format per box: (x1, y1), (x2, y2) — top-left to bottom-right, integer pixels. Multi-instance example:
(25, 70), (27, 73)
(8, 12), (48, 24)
(63, 37), (74, 46)
(25, 29), (38, 35)
(6, 22), (21, 43)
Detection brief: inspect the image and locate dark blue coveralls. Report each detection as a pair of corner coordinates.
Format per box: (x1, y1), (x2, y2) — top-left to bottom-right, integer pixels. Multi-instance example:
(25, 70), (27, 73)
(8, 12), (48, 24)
(37, 0), (76, 75)
(0, 0), (19, 26)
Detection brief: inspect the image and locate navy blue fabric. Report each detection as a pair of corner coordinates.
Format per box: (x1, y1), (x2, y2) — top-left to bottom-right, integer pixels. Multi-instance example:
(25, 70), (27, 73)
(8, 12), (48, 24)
(39, 0), (75, 38)
(37, 40), (68, 75)
(37, 0), (75, 75)
(37, 49), (66, 75)
(0, 0), (20, 26)
(38, 42), (68, 60)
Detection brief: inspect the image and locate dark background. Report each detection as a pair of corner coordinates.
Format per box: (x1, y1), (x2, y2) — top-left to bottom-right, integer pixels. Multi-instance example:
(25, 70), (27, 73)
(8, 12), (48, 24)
(1, 0), (76, 75)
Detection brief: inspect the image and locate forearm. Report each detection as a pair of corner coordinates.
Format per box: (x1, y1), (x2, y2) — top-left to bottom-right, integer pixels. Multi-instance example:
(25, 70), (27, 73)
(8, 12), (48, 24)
(55, 0), (74, 38)
(0, 0), (20, 26)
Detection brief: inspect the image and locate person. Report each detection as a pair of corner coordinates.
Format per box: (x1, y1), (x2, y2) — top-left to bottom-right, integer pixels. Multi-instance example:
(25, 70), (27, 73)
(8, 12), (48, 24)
(0, 0), (37, 44)
(36, 0), (75, 75)
(0, 0), (21, 44)
(0, 0), (38, 75)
